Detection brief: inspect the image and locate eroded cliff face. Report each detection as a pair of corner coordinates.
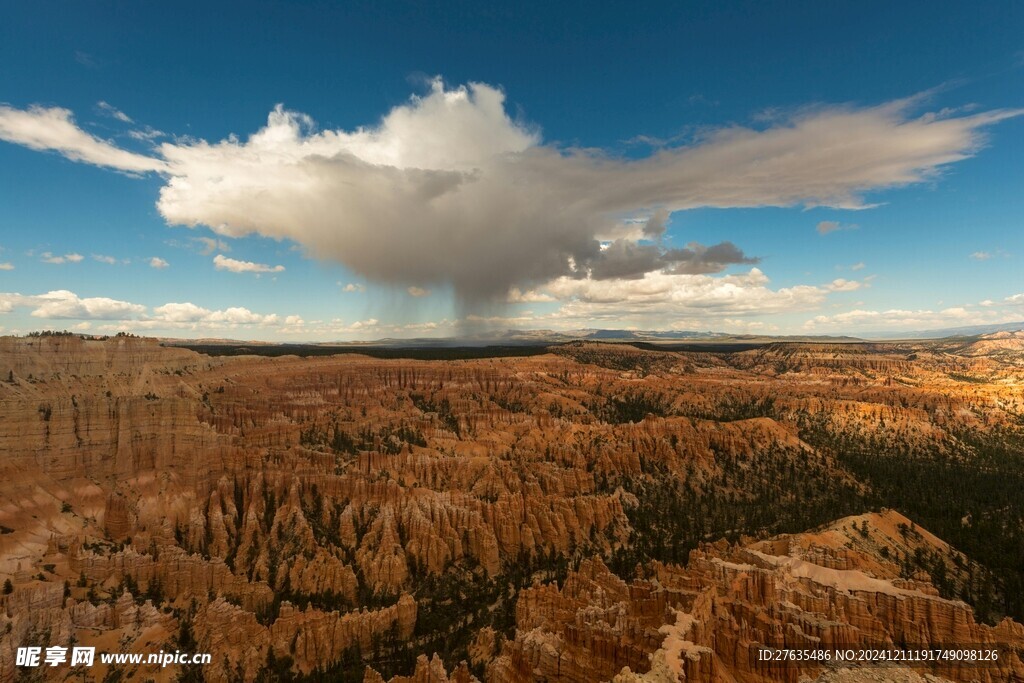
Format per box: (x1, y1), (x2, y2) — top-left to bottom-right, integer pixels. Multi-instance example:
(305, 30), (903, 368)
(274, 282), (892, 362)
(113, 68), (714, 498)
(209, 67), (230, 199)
(436, 512), (1024, 683)
(0, 336), (1022, 682)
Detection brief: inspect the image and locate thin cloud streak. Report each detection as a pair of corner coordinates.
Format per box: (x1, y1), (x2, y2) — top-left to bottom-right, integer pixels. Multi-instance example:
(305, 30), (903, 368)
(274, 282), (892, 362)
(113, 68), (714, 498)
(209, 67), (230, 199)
(0, 105), (166, 173)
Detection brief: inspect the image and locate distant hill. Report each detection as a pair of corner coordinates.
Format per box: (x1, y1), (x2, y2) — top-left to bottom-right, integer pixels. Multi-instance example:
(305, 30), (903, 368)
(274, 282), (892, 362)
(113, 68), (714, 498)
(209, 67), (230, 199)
(865, 321), (1024, 339)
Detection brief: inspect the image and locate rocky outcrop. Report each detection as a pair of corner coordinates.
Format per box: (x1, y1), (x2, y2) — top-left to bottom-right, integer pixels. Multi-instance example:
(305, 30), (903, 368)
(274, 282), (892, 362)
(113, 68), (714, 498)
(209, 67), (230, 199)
(194, 593), (417, 680)
(491, 557), (667, 682)
(365, 654), (478, 682)
(492, 511), (1024, 683)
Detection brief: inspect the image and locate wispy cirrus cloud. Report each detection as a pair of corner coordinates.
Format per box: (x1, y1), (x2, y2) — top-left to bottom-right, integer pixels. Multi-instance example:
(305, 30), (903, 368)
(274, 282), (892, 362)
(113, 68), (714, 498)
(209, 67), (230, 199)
(0, 105), (166, 173)
(127, 126), (165, 142)
(74, 51), (99, 69)
(96, 101), (132, 123)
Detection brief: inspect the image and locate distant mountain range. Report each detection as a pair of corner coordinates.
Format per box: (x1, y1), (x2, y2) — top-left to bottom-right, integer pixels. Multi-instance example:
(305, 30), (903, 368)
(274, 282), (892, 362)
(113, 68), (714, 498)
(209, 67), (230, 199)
(309, 328), (865, 347)
(862, 321), (1024, 339)
(154, 322), (1024, 347)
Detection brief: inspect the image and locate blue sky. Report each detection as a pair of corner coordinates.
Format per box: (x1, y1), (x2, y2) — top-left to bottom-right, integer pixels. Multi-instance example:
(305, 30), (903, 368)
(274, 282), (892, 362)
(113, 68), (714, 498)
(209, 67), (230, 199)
(0, 0), (1022, 339)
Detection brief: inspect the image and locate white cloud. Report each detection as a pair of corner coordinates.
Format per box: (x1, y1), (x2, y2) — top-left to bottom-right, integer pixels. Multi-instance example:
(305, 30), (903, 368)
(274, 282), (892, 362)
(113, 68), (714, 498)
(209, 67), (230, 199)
(149, 302), (207, 323)
(502, 270), (880, 331)
(826, 278), (864, 292)
(74, 51), (98, 68)
(127, 126), (165, 142)
(407, 286), (430, 297)
(193, 236), (230, 254)
(165, 236), (231, 255)
(40, 252), (83, 264)
(0, 263), (13, 271)
(717, 318), (779, 333)
(31, 291), (144, 319)
(213, 254), (284, 273)
(940, 306), (970, 317)
(507, 287), (555, 303)
(0, 288), (303, 333)
(151, 302), (279, 325)
(403, 320), (442, 331)
(96, 101), (133, 123)
(0, 82), (1017, 312)
(0, 290), (147, 320)
(539, 268), (828, 326)
(803, 303), (1011, 331)
(341, 282), (365, 293)
(92, 254), (117, 264)
(970, 249), (1011, 261)
(817, 220), (857, 235)
(0, 105), (166, 173)
(850, 262), (866, 271)
(278, 315), (397, 337)
(149, 256), (169, 269)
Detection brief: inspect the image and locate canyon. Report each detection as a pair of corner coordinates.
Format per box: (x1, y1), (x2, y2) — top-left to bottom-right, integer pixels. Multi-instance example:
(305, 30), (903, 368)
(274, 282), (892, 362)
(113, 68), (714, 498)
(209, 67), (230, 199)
(1, 333), (1023, 682)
